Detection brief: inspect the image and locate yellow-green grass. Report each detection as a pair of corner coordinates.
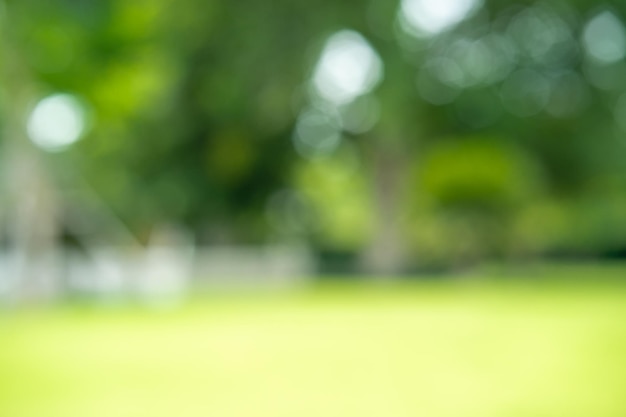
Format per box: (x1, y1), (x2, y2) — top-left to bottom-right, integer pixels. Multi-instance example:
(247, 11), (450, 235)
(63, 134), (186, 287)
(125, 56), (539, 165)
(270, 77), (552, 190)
(1, 276), (625, 417)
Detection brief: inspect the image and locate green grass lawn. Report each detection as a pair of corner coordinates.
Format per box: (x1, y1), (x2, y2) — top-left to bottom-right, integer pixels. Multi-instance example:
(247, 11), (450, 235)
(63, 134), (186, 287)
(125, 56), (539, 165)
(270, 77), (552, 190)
(1, 271), (626, 417)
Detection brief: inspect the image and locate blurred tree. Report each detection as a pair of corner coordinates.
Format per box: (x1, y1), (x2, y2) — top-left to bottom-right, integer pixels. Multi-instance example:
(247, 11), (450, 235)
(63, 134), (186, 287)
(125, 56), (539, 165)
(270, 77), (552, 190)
(3, 0), (626, 279)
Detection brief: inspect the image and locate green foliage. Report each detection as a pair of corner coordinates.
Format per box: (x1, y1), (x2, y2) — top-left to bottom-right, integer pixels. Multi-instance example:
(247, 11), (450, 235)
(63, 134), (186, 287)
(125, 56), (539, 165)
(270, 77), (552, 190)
(4, 0), (626, 264)
(295, 147), (374, 250)
(419, 137), (544, 211)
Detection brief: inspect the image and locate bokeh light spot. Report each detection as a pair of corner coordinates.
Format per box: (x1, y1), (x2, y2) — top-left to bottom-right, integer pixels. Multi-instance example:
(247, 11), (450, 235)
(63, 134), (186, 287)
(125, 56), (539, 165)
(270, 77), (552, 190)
(399, 0), (482, 37)
(293, 107), (342, 159)
(507, 5), (575, 67)
(27, 93), (86, 152)
(312, 31), (383, 106)
(338, 95), (381, 135)
(583, 11), (626, 65)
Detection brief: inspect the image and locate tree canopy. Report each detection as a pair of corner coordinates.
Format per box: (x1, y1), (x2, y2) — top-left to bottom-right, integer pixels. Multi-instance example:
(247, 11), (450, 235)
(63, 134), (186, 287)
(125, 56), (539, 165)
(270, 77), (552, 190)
(3, 0), (626, 271)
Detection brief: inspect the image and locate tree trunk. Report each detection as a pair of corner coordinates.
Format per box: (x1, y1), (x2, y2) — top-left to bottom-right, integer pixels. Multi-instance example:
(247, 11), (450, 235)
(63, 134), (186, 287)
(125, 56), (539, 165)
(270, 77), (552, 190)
(0, 19), (61, 304)
(360, 145), (409, 276)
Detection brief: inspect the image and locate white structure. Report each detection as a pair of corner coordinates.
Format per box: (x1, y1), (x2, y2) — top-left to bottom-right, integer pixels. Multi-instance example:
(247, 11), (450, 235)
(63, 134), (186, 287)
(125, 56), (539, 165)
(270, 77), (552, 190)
(0, 244), (314, 305)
